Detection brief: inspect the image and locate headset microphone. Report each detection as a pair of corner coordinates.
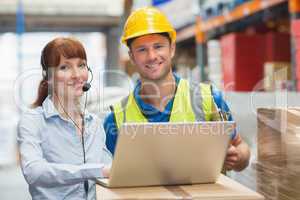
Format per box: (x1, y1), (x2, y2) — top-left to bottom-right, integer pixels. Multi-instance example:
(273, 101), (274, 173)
(82, 66), (93, 92)
(82, 83), (91, 92)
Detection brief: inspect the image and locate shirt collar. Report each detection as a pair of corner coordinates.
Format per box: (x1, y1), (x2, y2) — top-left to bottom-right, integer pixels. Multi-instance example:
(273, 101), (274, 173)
(133, 73), (180, 111)
(134, 73), (180, 100)
(42, 96), (93, 121)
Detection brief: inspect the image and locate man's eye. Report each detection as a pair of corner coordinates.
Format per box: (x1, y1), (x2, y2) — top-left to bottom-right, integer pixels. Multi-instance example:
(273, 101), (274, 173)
(154, 44), (164, 49)
(136, 48), (146, 53)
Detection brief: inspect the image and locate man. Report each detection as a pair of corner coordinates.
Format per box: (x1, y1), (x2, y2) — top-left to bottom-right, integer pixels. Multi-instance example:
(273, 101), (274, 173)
(104, 6), (250, 172)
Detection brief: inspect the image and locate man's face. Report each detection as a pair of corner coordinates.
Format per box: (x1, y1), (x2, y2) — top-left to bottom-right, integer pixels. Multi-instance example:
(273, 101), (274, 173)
(129, 34), (175, 82)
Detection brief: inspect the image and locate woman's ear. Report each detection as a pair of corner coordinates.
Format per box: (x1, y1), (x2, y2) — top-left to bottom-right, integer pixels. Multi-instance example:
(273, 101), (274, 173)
(45, 68), (54, 85)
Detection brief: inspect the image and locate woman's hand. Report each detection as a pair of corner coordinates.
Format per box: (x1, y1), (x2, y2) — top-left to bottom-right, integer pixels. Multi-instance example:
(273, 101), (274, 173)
(102, 165), (111, 178)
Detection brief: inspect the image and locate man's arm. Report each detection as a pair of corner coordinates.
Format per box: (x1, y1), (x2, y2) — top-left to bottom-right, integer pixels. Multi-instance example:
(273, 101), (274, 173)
(211, 85), (250, 171)
(103, 112), (118, 156)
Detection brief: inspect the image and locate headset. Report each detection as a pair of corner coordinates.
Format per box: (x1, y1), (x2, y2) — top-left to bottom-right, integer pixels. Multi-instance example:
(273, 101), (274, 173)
(41, 58), (93, 198)
(82, 66), (93, 92)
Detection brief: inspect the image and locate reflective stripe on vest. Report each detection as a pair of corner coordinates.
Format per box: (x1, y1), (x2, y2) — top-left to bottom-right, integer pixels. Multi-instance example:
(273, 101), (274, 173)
(112, 79), (213, 130)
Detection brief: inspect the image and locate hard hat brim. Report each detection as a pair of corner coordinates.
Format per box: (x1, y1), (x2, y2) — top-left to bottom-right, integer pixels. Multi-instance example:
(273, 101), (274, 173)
(121, 29), (176, 45)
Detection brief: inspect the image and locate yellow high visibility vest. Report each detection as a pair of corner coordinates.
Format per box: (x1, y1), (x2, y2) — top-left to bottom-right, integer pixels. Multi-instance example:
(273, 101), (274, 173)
(112, 79), (214, 130)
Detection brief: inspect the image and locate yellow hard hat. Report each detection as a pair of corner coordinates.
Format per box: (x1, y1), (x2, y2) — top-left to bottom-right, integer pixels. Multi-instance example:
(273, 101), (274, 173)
(121, 6), (176, 46)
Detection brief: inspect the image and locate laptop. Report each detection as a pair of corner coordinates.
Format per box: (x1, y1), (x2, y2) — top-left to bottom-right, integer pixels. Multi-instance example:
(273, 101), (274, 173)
(97, 121), (235, 188)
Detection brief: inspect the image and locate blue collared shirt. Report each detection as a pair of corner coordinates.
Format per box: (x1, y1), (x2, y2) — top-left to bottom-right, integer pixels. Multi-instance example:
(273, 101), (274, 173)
(104, 75), (236, 155)
(18, 96), (112, 200)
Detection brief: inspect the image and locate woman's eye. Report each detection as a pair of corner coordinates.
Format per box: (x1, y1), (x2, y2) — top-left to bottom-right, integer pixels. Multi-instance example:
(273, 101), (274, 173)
(59, 65), (68, 70)
(79, 63), (86, 68)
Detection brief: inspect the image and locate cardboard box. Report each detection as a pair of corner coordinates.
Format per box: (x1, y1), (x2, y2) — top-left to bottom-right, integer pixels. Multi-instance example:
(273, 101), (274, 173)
(291, 19), (300, 37)
(257, 108), (284, 162)
(220, 33), (265, 91)
(96, 175), (264, 200)
(264, 32), (290, 62)
(263, 62), (291, 91)
(220, 32), (292, 92)
(297, 50), (300, 80)
(257, 108), (300, 200)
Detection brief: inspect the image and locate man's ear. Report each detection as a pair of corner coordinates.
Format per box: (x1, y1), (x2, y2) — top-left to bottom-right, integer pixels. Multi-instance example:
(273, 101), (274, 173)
(128, 50), (135, 64)
(170, 42), (176, 58)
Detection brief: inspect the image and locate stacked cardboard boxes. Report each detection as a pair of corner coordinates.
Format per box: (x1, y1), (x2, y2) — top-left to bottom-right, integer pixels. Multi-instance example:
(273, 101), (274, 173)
(207, 40), (223, 89)
(220, 32), (291, 91)
(263, 62), (291, 91)
(220, 33), (265, 91)
(257, 108), (300, 200)
(264, 32), (291, 63)
(291, 19), (300, 91)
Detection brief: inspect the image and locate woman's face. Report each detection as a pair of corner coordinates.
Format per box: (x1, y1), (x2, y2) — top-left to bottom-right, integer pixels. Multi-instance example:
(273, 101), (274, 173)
(52, 56), (88, 100)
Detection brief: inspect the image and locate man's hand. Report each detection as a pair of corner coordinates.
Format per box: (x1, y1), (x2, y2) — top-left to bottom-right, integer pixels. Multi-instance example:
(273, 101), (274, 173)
(102, 165), (111, 178)
(224, 145), (241, 171)
(224, 138), (250, 172)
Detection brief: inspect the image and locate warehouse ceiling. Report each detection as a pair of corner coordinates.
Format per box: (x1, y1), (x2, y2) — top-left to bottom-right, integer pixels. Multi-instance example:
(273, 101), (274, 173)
(0, 0), (124, 32)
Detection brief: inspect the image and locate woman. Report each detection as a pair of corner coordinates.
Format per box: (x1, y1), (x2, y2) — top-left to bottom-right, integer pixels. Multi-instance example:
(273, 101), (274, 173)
(18, 37), (111, 200)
